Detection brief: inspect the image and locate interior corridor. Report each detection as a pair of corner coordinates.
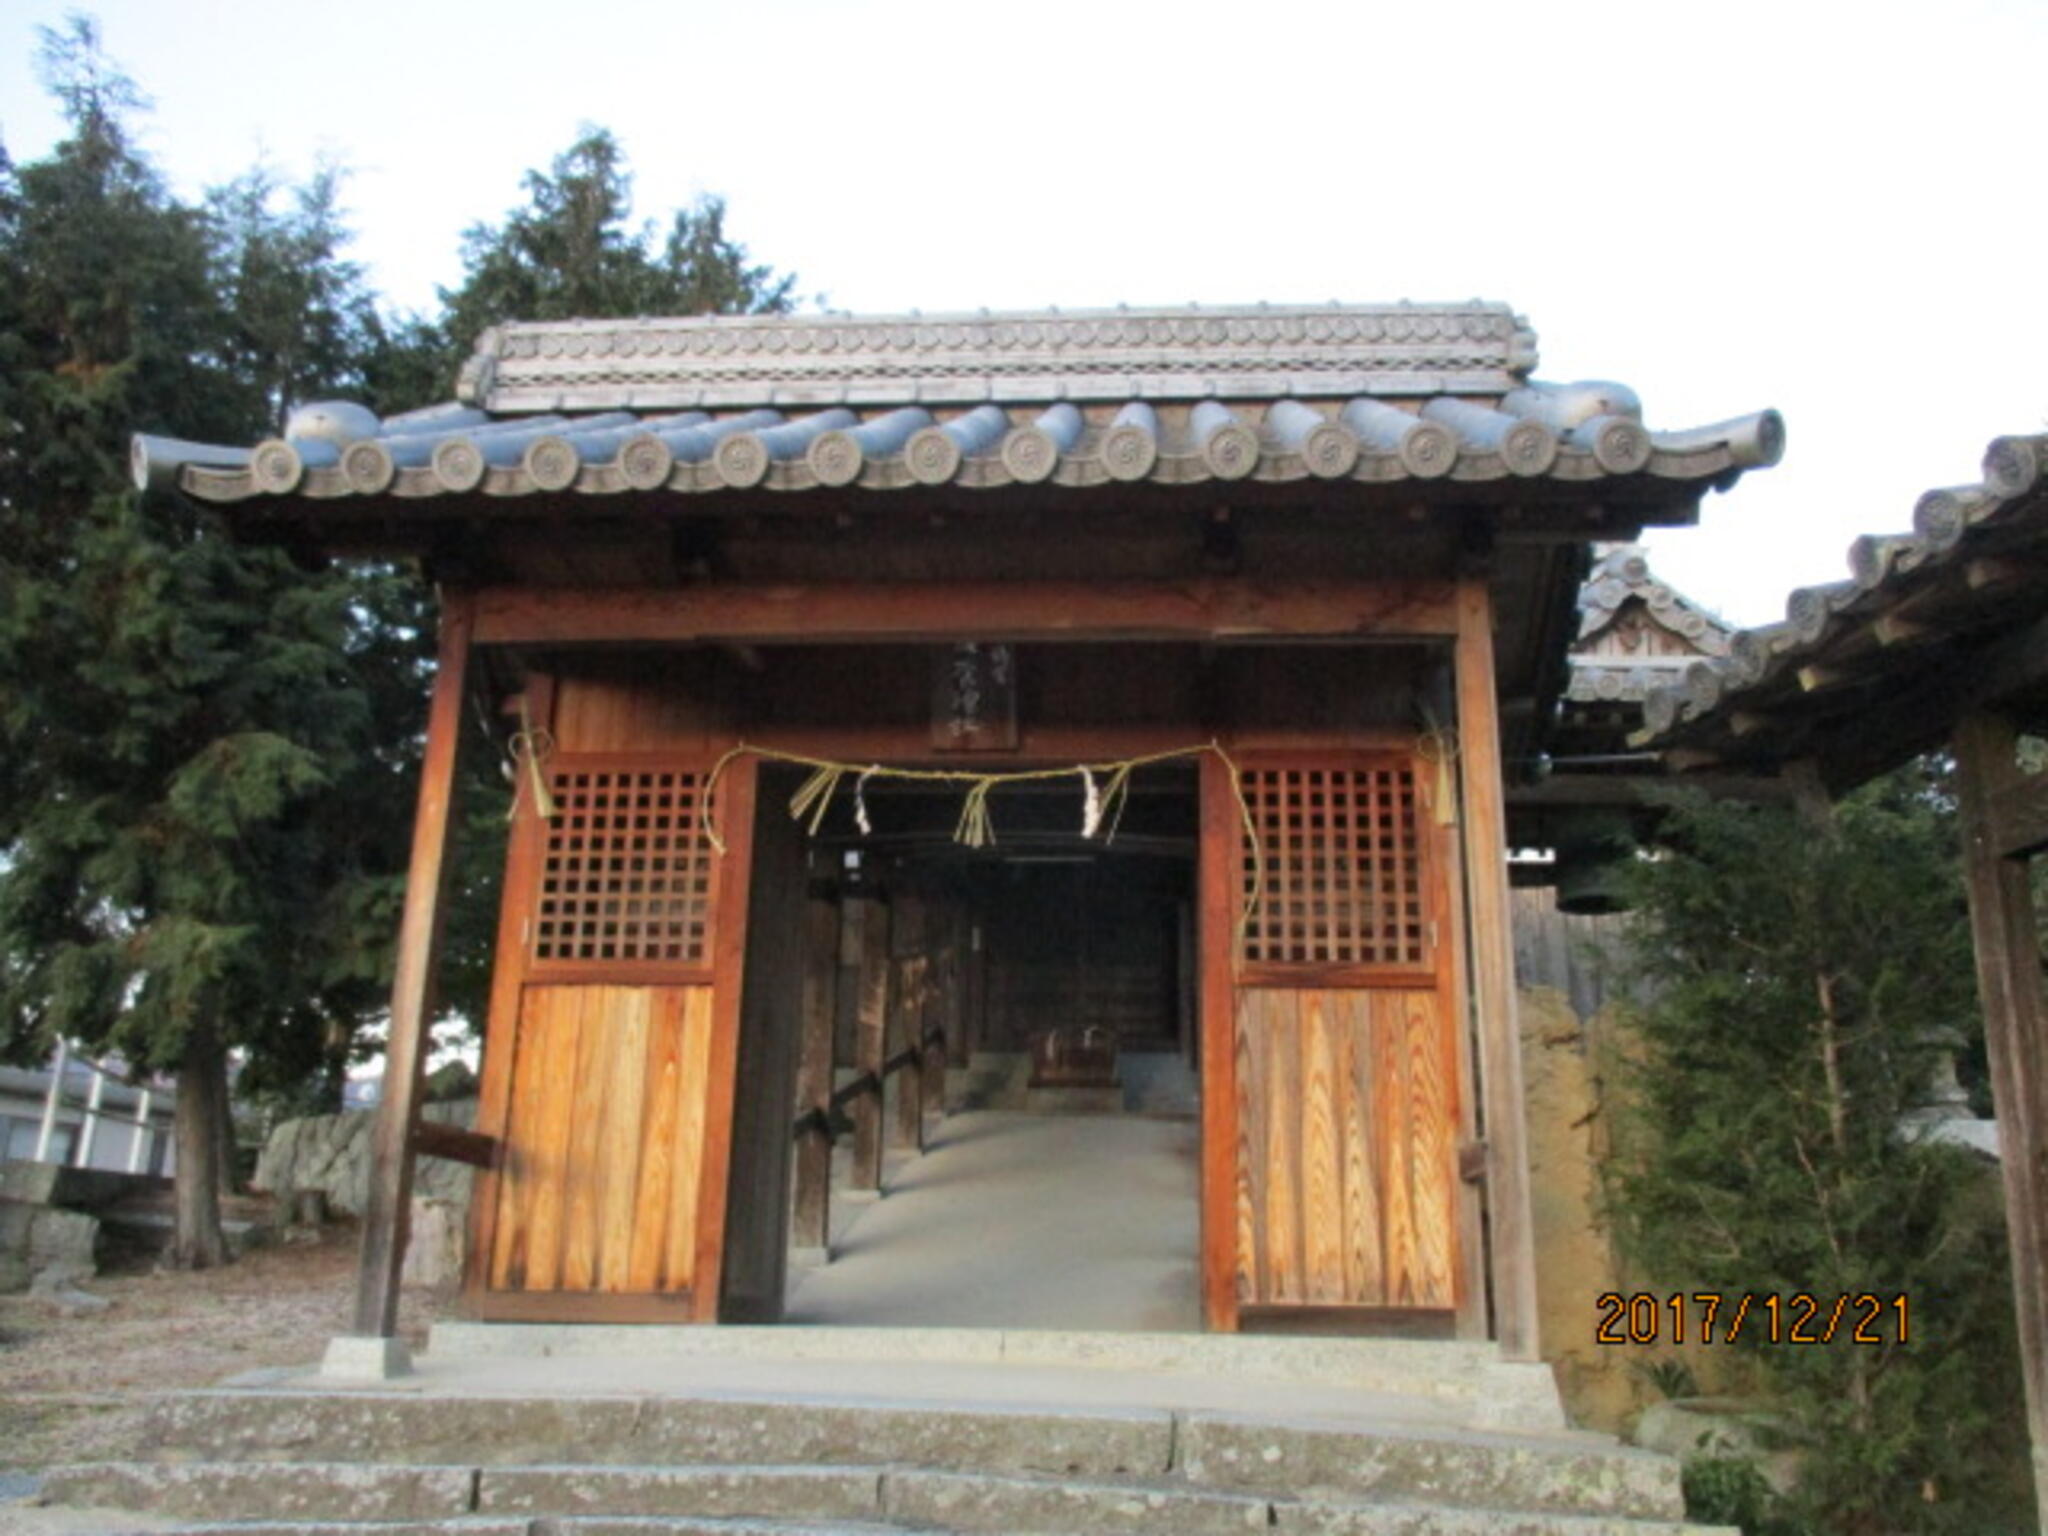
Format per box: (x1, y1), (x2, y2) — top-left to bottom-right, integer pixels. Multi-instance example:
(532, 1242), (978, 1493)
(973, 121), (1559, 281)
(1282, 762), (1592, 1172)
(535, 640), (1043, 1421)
(783, 1109), (1200, 1332)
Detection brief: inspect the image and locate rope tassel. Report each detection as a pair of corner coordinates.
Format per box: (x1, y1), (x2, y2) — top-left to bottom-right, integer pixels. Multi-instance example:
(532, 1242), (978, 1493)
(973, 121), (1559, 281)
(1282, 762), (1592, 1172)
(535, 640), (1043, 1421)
(954, 778), (997, 848)
(506, 698), (557, 823)
(788, 764), (846, 835)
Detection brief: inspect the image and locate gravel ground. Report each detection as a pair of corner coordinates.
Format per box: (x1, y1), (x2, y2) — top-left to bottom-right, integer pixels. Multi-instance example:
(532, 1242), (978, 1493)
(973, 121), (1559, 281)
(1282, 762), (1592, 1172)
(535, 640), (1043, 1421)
(0, 1224), (444, 1476)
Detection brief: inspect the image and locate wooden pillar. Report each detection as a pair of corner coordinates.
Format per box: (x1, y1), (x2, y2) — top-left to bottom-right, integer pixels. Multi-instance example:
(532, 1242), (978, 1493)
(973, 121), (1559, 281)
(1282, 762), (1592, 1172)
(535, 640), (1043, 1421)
(921, 911), (951, 1135)
(892, 957), (927, 1150)
(1953, 710), (2048, 1526)
(1440, 812), (1490, 1343)
(1197, 749), (1241, 1332)
(1453, 576), (1541, 1362)
(850, 895), (891, 1192)
(890, 896), (927, 1152)
(792, 890), (840, 1253)
(351, 589), (473, 1339)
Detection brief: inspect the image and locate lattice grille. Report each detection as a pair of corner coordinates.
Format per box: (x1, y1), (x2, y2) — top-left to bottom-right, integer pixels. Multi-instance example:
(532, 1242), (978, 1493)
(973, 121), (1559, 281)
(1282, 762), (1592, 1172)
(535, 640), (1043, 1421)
(533, 767), (715, 966)
(1241, 764), (1427, 967)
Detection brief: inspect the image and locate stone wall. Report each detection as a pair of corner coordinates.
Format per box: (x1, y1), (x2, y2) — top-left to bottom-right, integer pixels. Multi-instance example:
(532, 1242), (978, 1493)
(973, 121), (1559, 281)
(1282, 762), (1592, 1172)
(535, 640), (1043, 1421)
(0, 1197), (98, 1292)
(251, 1100), (477, 1218)
(1520, 982), (1639, 1433)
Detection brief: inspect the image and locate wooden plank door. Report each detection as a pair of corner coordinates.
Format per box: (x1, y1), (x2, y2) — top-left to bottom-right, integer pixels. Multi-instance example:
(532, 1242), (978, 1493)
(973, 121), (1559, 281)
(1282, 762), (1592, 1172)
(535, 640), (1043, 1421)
(1200, 752), (1461, 1331)
(465, 753), (757, 1322)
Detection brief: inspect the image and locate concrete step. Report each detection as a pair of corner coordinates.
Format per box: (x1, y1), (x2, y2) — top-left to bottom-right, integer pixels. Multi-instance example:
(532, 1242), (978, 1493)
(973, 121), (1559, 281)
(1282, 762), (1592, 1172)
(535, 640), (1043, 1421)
(37, 1460), (1734, 1534)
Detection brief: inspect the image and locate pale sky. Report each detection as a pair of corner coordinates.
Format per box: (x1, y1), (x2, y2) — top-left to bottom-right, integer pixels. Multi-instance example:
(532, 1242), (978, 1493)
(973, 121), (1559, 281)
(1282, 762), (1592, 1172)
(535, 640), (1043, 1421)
(3, 0), (2044, 626)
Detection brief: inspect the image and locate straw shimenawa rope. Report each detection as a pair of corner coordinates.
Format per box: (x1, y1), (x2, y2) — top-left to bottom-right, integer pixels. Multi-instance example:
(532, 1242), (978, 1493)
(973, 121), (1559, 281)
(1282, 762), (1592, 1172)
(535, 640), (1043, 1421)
(699, 742), (1266, 948)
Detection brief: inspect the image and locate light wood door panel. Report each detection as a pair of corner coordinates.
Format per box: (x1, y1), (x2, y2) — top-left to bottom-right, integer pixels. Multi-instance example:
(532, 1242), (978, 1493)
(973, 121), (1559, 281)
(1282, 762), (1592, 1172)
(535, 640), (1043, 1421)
(487, 983), (714, 1296)
(1210, 753), (1461, 1323)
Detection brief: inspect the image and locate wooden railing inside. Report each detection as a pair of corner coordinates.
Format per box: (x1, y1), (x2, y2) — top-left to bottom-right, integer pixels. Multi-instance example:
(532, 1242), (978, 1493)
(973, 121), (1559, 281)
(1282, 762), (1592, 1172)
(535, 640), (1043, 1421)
(791, 888), (960, 1255)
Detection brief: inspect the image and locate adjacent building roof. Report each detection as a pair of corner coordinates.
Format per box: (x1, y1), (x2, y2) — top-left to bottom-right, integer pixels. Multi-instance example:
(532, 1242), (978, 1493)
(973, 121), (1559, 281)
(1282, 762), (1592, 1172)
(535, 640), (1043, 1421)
(131, 302), (1783, 509)
(1566, 544), (1734, 708)
(1639, 432), (2048, 789)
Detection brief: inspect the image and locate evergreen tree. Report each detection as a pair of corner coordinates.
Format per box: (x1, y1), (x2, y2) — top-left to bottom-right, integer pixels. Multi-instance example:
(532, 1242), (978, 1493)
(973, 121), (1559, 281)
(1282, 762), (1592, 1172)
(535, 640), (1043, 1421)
(0, 19), (424, 1266)
(438, 127), (796, 373)
(1606, 771), (2033, 1532)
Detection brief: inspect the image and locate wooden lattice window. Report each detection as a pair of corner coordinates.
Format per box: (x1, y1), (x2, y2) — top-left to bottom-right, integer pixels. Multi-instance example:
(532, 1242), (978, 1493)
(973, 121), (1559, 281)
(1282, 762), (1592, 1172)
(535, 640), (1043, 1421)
(1240, 763), (1428, 970)
(533, 765), (716, 966)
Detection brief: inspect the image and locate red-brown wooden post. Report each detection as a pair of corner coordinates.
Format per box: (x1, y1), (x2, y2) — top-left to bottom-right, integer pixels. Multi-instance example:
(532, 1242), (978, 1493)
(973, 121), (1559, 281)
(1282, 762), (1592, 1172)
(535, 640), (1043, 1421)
(1455, 575), (1541, 1362)
(342, 590), (474, 1362)
(1197, 750), (1241, 1332)
(1953, 710), (2048, 1528)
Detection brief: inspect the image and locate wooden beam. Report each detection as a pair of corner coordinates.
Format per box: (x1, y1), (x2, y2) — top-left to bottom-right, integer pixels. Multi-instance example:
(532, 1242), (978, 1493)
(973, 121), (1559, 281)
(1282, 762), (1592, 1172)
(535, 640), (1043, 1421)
(1507, 772), (1797, 808)
(1198, 750), (1241, 1333)
(1952, 712), (2048, 1529)
(412, 1121), (496, 1170)
(352, 590), (474, 1339)
(791, 892), (840, 1254)
(1814, 609), (2048, 792)
(471, 579), (1460, 647)
(1796, 664), (1856, 694)
(850, 896), (891, 1193)
(1454, 576), (1541, 1362)
(1991, 770), (2048, 861)
(1968, 556), (2034, 592)
(1873, 614), (1933, 648)
(1727, 711), (1774, 738)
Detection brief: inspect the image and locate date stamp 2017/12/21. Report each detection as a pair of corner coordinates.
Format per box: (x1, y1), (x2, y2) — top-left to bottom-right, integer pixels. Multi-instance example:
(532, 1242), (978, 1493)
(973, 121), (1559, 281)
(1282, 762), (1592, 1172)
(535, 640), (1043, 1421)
(1595, 1292), (1910, 1347)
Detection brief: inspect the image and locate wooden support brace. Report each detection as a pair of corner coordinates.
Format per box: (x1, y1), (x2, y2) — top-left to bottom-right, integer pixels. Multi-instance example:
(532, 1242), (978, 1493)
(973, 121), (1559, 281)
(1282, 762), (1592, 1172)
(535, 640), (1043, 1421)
(412, 1121), (496, 1170)
(1953, 711), (2048, 1528)
(351, 590), (474, 1339)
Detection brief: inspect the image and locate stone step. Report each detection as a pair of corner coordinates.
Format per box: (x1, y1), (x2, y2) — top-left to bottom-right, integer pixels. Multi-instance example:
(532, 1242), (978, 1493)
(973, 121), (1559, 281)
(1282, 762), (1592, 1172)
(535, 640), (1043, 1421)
(69, 1517), (919, 1536)
(1177, 1414), (1686, 1517)
(37, 1461), (1734, 1535)
(135, 1392), (1173, 1479)
(53, 1401), (1688, 1521)
(421, 1325), (1568, 1430)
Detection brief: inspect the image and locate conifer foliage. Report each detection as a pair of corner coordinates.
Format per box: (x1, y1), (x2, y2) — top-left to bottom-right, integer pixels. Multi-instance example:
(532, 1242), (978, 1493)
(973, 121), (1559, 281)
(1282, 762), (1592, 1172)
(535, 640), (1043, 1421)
(0, 22), (802, 1271)
(1606, 774), (2033, 1533)
(0, 19), (423, 1267)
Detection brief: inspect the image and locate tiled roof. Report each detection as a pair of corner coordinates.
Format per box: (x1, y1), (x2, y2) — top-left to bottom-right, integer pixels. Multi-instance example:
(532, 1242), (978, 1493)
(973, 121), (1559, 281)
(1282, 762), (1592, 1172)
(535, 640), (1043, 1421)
(1638, 431), (2048, 761)
(131, 303), (1783, 506)
(1565, 545), (1734, 707)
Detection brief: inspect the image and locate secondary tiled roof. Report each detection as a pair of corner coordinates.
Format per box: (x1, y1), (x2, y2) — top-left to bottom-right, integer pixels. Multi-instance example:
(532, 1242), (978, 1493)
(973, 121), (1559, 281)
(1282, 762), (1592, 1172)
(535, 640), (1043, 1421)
(1639, 431), (2048, 768)
(1565, 545), (1734, 707)
(131, 303), (1783, 506)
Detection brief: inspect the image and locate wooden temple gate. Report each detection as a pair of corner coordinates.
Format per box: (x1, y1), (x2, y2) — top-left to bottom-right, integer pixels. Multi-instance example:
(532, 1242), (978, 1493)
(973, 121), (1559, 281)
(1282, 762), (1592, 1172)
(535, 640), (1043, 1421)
(133, 301), (1784, 1364)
